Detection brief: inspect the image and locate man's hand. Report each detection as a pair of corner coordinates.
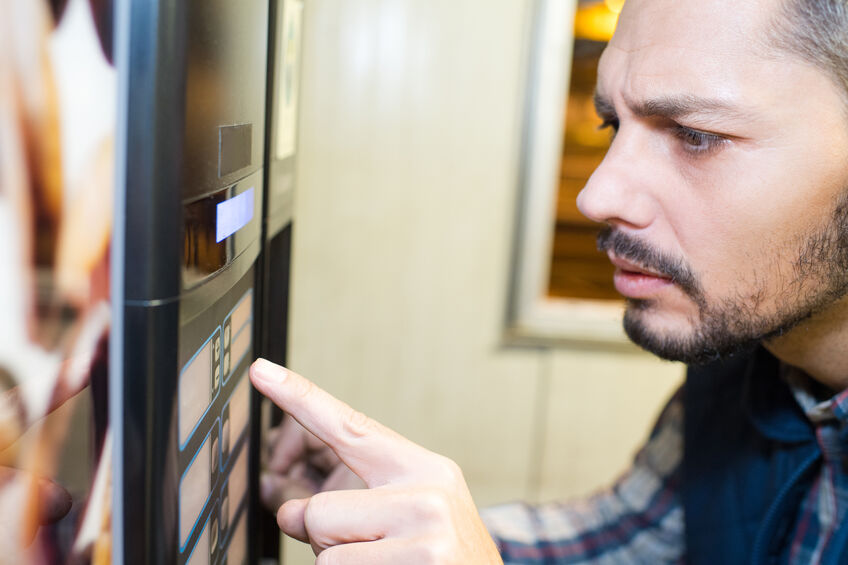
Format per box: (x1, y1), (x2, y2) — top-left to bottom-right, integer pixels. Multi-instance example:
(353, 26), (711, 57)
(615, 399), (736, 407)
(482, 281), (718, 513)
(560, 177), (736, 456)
(250, 359), (503, 564)
(261, 413), (365, 510)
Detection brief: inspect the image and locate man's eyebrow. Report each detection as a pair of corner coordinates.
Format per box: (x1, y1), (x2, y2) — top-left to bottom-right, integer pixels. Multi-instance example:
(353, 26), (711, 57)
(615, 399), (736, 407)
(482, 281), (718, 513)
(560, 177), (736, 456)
(593, 91), (616, 119)
(593, 90), (748, 122)
(631, 94), (748, 120)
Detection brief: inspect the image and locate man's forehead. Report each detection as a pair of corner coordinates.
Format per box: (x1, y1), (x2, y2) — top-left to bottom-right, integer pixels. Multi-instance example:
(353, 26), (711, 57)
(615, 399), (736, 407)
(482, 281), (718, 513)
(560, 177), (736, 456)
(598, 0), (776, 100)
(611, 0), (775, 53)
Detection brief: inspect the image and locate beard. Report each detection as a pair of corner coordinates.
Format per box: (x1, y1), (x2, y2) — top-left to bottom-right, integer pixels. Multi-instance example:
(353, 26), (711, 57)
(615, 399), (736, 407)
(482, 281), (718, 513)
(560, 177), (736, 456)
(597, 193), (848, 365)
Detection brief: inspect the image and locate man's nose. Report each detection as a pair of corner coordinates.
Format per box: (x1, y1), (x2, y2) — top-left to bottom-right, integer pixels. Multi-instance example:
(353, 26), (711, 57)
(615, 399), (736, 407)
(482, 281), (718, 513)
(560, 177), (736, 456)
(576, 132), (657, 230)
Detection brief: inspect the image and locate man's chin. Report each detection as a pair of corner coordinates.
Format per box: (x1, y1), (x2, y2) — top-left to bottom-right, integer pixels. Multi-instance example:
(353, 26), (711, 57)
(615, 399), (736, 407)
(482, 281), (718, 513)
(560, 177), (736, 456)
(622, 299), (696, 340)
(622, 305), (759, 366)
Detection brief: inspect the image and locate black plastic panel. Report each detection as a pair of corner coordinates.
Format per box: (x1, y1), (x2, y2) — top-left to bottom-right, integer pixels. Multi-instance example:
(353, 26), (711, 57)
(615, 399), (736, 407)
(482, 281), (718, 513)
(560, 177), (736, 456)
(254, 225), (292, 560)
(183, 0), (269, 200)
(219, 124), (253, 178)
(122, 0), (186, 304)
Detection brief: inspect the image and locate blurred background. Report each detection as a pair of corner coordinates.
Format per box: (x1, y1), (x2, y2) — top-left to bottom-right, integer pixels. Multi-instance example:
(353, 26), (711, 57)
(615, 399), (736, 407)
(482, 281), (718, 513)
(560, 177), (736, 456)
(283, 0), (682, 562)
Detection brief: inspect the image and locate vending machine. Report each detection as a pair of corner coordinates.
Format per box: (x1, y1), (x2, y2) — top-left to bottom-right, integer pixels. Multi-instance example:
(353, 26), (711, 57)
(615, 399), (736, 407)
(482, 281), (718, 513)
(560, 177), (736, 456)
(113, 0), (270, 563)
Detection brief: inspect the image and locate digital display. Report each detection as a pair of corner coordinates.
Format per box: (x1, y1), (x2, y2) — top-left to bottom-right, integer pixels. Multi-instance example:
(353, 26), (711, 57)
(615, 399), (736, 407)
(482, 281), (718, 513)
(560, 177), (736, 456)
(215, 187), (254, 242)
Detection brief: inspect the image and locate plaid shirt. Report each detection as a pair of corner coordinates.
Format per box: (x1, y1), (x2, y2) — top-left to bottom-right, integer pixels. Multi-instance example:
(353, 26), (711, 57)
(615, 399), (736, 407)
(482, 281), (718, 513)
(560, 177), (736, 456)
(482, 368), (848, 564)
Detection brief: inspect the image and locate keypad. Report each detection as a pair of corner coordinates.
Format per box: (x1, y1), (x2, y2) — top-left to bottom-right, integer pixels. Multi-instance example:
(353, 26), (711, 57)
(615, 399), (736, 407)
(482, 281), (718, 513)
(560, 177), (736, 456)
(178, 288), (253, 564)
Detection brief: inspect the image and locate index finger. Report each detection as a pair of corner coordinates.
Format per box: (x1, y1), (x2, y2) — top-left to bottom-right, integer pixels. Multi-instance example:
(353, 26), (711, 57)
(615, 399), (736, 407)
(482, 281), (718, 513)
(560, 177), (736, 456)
(250, 359), (420, 486)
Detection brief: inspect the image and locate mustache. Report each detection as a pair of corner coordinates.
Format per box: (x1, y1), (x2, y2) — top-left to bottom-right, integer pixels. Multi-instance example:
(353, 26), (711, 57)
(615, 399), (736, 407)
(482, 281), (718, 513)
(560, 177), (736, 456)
(596, 226), (701, 299)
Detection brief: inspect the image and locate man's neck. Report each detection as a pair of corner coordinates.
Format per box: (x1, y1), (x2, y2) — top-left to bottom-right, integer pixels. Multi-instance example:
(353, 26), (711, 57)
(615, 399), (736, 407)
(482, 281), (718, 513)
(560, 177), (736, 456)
(764, 296), (848, 392)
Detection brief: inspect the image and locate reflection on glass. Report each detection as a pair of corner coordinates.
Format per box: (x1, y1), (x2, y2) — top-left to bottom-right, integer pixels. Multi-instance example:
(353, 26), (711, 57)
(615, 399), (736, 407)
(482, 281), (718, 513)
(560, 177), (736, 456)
(184, 194), (230, 283)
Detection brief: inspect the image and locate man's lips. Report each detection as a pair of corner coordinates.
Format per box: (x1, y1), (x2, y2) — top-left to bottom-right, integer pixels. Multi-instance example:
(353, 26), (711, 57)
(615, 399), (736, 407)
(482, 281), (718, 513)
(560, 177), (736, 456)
(607, 253), (670, 279)
(607, 253), (673, 297)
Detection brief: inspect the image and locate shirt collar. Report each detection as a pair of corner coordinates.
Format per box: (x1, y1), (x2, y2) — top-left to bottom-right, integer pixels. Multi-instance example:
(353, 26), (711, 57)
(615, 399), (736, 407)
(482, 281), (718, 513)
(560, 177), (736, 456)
(782, 364), (848, 426)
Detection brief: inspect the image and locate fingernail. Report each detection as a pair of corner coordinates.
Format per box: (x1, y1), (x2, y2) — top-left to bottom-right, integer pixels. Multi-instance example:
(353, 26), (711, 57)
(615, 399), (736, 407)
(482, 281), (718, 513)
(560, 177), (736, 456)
(251, 358), (287, 384)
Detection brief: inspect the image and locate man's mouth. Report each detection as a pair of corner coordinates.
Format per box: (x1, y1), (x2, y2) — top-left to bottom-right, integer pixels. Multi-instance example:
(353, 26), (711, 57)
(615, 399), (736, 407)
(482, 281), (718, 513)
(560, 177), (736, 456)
(608, 252), (674, 298)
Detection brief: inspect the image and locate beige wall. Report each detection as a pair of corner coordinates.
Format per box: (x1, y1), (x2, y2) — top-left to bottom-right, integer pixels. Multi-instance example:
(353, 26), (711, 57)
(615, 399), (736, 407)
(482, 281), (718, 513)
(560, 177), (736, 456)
(284, 1), (683, 561)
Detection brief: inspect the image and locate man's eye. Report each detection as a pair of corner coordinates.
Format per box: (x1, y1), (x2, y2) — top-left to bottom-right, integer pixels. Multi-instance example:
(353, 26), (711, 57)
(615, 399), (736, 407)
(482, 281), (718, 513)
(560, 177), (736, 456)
(673, 125), (727, 155)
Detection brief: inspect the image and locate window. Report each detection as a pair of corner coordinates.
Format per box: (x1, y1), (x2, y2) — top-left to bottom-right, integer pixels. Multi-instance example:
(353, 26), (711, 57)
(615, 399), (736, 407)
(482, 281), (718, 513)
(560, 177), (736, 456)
(508, 0), (628, 344)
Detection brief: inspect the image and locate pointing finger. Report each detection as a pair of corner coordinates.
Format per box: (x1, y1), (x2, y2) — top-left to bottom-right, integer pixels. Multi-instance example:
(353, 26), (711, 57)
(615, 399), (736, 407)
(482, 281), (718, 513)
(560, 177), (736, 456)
(250, 359), (421, 486)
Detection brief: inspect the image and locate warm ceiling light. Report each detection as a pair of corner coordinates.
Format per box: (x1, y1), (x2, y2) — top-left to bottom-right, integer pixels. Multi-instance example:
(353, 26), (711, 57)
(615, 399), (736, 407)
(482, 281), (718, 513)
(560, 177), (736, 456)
(604, 0), (626, 15)
(574, 1), (620, 42)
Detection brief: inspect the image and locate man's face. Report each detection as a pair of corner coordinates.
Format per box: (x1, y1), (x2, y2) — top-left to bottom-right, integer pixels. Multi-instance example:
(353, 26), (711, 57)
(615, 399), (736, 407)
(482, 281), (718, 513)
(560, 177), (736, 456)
(577, 0), (848, 364)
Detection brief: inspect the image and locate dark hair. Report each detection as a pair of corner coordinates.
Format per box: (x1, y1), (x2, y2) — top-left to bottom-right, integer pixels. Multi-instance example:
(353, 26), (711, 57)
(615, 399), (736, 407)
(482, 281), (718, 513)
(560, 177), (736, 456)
(770, 0), (848, 100)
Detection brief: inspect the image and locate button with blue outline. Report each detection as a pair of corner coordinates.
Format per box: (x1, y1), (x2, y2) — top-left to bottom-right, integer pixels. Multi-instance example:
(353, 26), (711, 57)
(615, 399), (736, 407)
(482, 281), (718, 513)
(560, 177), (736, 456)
(185, 512), (211, 565)
(179, 329), (220, 448)
(222, 290), (253, 384)
(179, 429), (213, 549)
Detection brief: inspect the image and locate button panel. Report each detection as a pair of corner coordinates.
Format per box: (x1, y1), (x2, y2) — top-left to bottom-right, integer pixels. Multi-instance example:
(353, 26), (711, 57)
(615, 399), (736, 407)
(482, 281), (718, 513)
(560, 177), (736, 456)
(178, 287), (253, 564)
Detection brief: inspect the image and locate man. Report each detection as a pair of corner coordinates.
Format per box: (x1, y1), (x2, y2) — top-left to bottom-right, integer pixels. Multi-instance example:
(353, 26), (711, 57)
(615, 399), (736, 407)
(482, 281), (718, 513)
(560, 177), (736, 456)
(250, 0), (848, 562)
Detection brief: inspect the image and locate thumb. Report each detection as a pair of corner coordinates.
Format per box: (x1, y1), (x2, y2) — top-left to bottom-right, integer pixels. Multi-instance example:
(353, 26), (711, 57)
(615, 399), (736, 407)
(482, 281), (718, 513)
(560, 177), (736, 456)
(277, 497), (309, 544)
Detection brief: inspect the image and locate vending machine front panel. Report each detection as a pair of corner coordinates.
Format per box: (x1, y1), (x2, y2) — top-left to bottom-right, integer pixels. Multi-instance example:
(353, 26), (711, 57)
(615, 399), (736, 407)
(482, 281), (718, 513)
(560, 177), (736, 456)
(177, 271), (255, 564)
(114, 0), (269, 563)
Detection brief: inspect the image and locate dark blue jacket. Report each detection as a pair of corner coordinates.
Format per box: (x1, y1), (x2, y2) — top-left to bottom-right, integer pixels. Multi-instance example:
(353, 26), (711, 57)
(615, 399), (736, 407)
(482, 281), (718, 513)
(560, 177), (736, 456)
(682, 347), (848, 564)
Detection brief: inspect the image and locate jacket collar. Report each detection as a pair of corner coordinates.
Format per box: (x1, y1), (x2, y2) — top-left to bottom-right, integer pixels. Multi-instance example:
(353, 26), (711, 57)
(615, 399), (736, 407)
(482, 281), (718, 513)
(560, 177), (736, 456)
(742, 347), (817, 444)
